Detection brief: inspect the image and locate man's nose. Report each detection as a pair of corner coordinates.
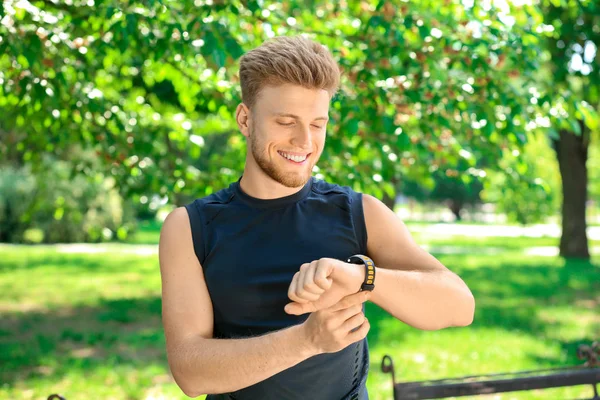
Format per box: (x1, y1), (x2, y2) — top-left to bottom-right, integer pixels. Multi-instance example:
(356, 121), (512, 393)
(290, 124), (312, 149)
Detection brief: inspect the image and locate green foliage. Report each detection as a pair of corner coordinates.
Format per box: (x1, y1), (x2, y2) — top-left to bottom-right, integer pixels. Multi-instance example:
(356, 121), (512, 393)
(481, 133), (560, 225)
(402, 171), (483, 220)
(527, 1), (600, 144)
(401, 152), (486, 219)
(590, 140), (600, 202)
(0, 157), (136, 243)
(0, 0), (544, 205)
(0, 166), (37, 242)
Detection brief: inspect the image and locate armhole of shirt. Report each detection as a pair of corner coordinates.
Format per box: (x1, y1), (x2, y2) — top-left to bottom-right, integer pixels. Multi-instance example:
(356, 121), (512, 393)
(349, 190), (368, 255)
(184, 201), (206, 265)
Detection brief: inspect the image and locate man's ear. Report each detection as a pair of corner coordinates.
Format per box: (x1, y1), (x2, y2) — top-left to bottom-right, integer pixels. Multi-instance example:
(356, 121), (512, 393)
(236, 103), (251, 137)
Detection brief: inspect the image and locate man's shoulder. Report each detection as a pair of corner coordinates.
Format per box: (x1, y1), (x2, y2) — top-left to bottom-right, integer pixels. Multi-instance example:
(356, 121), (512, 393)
(187, 181), (237, 209)
(311, 177), (361, 197)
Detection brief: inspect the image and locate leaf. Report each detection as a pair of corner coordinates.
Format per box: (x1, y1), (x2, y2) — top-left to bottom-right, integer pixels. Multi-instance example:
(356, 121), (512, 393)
(224, 37), (244, 60)
(246, 0), (260, 13)
(106, 6), (117, 19)
(396, 131), (410, 150)
(382, 116), (394, 134)
(17, 54), (30, 69)
(211, 48), (226, 69)
(418, 25), (429, 40)
(187, 17), (200, 34)
(547, 127), (560, 140)
(576, 102), (599, 132)
(369, 16), (383, 28)
(154, 39), (168, 60)
(126, 14), (137, 35)
(569, 117), (582, 136)
(347, 119), (359, 135)
(382, 181), (395, 199)
(201, 29), (217, 57)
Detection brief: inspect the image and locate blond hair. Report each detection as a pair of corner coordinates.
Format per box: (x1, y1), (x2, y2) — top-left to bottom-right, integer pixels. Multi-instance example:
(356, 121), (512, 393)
(239, 35), (340, 109)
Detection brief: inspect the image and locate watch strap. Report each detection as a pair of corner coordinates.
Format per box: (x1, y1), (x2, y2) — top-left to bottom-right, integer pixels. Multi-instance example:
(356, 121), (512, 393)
(346, 254), (376, 291)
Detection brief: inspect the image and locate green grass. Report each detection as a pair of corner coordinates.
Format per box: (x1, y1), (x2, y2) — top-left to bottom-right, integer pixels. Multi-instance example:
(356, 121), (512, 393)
(365, 254), (599, 399)
(125, 218), (600, 250)
(1, 240), (598, 399)
(412, 233), (600, 250)
(124, 219), (162, 245)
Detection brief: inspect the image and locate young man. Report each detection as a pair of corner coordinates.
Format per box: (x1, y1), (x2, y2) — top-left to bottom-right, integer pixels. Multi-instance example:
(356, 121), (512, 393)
(159, 35), (475, 400)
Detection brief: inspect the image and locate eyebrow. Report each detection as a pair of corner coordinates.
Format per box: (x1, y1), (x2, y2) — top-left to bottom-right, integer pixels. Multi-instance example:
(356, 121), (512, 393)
(274, 113), (329, 122)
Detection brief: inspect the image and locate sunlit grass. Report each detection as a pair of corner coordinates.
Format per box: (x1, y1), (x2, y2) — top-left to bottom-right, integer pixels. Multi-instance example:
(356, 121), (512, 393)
(365, 253), (599, 400)
(124, 218), (600, 250)
(125, 219), (163, 245)
(1, 241), (598, 399)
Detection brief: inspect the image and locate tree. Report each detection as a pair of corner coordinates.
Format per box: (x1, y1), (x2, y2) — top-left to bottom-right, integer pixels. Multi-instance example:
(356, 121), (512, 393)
(481, 132), (561, 225)
(401, 161), (485, 221)
(536, 0), (600, 259)
(1, 1), (544, 231)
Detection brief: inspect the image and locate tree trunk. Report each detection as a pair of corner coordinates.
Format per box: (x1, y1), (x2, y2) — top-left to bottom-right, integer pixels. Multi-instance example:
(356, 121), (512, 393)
(382, 192), (396, 211)
(553, 123), (590, 259)
(381, 178), (400, 211)
(448, 200), (463, 221)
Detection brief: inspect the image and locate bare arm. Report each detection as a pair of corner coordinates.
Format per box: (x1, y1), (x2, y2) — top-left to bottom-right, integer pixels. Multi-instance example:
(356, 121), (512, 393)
(159, 207), (317, 396)
(362, 194), (475, 330)
(282, 195), (474, 330)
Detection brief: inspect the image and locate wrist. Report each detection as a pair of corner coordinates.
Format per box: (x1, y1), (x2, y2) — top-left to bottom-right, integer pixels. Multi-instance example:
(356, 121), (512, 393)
(346, 254), (376, 292)
(347, 261), (365, 293)
(289, 323), (320, 358)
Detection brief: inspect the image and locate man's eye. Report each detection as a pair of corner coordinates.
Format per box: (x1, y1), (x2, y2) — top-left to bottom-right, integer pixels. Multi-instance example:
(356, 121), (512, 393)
(312, 125), (324, 129)
(278, 122), (294, 126)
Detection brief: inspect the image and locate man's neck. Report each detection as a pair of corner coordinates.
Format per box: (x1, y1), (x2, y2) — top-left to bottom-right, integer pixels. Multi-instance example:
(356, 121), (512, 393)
(239, 166), (307, 200)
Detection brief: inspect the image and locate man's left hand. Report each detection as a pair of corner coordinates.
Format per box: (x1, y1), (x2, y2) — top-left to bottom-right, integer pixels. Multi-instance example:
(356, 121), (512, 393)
(284, 258), (365, 315)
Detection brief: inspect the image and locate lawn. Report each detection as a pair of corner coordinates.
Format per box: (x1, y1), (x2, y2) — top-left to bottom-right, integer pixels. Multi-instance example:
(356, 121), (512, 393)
(1, 227), (599, 399)
(127, 219), (600, 251)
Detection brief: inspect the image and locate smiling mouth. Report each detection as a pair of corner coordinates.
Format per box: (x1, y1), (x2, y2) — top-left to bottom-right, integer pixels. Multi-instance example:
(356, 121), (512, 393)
(278, 151), (310, 164)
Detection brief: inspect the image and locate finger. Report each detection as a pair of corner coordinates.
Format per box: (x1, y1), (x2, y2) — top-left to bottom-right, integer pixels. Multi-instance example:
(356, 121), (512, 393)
(346, 318), (370, 343)
(302, 262), (325, 295)
(336, 304), (364, 322)
(297, 290), (321, 302)
(326, 304), (363, 330)
(294, 263), (321, 301)
(295, 263), (308, 294)
(341, 312), (366, 332)
(285, 301), (317, 315)
(314, 260), (333, 291)
(288, 272), (309, 304)
(328, 291), (370, 312)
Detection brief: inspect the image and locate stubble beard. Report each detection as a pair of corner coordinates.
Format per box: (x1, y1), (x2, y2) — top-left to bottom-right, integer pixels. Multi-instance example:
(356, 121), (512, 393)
(249, 124), (315, 189)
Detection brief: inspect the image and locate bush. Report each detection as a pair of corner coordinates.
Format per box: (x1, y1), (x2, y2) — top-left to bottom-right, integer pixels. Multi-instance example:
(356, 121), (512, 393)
(0, 158), (136, 243)
(481, 133), (560, 225)
(0, 166), (38, 242)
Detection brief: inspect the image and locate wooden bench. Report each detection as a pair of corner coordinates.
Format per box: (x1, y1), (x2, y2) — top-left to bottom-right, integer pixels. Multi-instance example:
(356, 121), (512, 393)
(382, 341), (600, 399)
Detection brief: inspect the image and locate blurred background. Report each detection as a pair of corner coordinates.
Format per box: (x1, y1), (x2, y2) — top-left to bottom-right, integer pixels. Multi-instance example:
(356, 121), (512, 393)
(0, 0), (598, 399)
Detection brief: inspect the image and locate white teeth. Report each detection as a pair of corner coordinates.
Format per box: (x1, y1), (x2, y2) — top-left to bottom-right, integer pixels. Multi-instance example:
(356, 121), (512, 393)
(280, 152), (307, 162)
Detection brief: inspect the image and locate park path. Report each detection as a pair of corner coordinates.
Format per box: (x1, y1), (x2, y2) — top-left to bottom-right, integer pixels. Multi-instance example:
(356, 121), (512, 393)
(45, 244), (600, 256)
(407, 223), (600, 240)
(2, 223), (599, 256)
(418, 244), (600, 256)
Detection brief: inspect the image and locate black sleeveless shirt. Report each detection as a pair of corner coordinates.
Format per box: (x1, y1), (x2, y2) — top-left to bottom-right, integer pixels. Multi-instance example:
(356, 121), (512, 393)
(184, 176), (370, 400)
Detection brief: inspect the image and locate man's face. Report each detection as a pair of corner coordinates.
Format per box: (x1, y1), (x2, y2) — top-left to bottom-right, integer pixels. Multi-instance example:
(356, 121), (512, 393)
(245, 84), (330, 188)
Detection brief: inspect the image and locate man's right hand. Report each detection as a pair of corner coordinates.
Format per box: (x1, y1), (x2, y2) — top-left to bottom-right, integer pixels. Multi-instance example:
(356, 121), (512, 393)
(300, 290), (371, 354)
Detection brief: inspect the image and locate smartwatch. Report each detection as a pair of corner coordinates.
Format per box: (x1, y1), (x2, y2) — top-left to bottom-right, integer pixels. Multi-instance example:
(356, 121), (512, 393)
(346, 254), (376, 292)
